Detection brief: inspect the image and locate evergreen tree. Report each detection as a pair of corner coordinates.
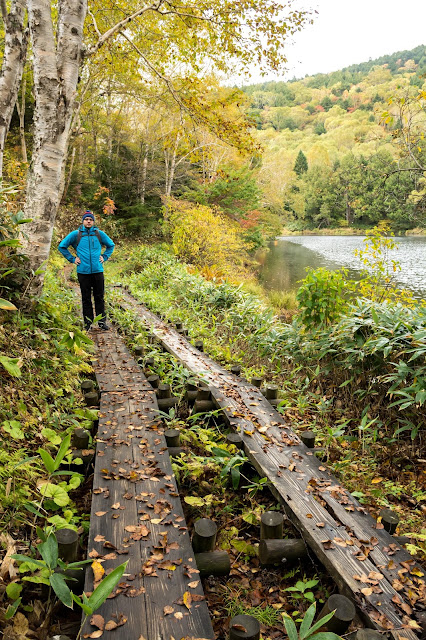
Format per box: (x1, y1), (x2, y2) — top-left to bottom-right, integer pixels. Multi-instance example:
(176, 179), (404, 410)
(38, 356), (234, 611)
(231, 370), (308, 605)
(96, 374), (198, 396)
(294, 150), (308, 176)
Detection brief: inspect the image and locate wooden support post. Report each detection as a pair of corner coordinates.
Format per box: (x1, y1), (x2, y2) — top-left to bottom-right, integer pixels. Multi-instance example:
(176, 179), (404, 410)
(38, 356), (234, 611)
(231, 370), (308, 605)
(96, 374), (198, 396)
(192, 518), (217, 553)
(175, 320), (183, 330)
(251, 377), (263, 388)
(165, 429), (180, 447)
(260, 511), (284, 540)
(231, 365), (241, 376)
(194, 551), (230, 577)
(143, 357), (155, 375)
(84, 391), (99, 407)
(193, 400), (215, 413)
(301, 431), (316, 448)
(157, 397), (179, 412)
(56, 528), (79, 563)
(197, 387), (211, 401)
(72, 449), (94, 471)
(80, 380), (94, 394)
(380, 508), (399, 534)
(229, 615), (260, 640)
(72, 428), (90, 450)
(194, 340), (204, 352)
(147, 374), (160, 389)
(168, 447), (184, 457)
(134, 345), (144, 357)
(226, 433), (244, 449)
(265, 384), (278, 400)
(158, 383), (171, 399)
(259, 538), (307, 565)
(318, 594), (356, 635)
(186, 380), (199, 405)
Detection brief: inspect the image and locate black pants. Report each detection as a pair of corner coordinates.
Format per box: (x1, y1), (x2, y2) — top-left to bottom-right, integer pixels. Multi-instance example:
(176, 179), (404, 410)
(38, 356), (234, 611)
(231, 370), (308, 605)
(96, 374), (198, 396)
(77, 272), (105, 327)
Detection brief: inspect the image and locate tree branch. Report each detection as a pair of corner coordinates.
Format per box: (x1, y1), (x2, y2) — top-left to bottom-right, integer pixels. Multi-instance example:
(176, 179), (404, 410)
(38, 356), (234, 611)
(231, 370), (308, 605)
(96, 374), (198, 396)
(87, 0), (166, 56)
(87, 9), (101, 39)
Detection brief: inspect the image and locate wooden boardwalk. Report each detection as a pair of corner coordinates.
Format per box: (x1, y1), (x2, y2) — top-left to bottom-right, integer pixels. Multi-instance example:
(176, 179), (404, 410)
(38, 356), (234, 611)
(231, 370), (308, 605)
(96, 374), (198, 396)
(83, 328), (214, 640)
(119, 289), (426, 640)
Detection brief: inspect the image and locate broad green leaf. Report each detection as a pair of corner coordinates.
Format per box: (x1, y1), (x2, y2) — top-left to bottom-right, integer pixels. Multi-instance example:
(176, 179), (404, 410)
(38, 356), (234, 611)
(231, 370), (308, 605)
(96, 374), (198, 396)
(184, 496), (205, 507)
(5, 598), (22, 620)
(38, 449), (55, 474)
(41, 428), (62, 445)
(2, 420), (24, 439)
(304, 610), (336, 637)
(50, 572), (73, 608)
(39, 534), (58, 569)
(11, 554), (46, 570)
(283, 614), (298, 640)
(53, 434), (72, 471)
(88, 562), (127, 612)
(307, 633), (342, 640)
(0, 298), (17, 310)
(299, 602), (317, 640)
(6, 582), (22, 600)
(0, 356), (21, 377)
(38, 482), (70, 506)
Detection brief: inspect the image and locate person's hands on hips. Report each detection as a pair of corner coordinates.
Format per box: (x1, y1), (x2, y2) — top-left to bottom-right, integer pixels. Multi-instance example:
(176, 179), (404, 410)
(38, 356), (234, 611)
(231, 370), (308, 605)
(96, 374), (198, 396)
(75, 257), (81, 265)
(99, 256), (104, 263)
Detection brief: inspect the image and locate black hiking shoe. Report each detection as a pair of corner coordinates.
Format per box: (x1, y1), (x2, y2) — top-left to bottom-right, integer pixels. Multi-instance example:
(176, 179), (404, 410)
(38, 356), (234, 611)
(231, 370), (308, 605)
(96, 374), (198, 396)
(98, 322), (110, 331)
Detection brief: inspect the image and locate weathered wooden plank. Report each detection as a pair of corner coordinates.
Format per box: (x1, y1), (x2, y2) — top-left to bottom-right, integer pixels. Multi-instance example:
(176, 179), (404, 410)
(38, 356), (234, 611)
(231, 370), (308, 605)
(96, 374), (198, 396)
(118, 290), (425, 640)
(83, 330), (215, 640)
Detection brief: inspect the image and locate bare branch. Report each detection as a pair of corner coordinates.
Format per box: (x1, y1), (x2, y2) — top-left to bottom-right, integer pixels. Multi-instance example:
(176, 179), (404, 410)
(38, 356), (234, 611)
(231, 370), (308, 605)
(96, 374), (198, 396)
(87, 9), (102, 39)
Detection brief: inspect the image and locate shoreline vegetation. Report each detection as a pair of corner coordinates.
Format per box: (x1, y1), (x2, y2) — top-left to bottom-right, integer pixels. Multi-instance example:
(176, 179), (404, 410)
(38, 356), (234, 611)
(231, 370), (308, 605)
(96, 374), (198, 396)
(281, 227), (426, 236)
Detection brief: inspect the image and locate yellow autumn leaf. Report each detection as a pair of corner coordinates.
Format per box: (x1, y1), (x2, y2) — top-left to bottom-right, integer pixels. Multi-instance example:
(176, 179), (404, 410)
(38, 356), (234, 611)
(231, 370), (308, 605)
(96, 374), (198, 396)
(92, 560), (105, 584)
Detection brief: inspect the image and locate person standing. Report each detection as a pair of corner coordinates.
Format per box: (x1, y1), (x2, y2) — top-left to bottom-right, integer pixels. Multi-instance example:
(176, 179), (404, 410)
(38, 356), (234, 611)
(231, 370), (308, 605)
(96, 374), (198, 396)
(59, 211), (115, 330)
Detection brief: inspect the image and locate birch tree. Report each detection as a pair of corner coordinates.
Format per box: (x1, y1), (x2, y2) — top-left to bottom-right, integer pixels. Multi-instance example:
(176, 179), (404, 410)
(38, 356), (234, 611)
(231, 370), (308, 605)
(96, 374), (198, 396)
(0, 0), (28, 176)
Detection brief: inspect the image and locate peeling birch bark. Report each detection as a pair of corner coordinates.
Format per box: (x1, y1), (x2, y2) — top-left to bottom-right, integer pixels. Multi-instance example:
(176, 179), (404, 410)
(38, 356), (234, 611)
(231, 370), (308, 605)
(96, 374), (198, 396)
(22, 0), (87, 293)
(0, 0), (28, 176)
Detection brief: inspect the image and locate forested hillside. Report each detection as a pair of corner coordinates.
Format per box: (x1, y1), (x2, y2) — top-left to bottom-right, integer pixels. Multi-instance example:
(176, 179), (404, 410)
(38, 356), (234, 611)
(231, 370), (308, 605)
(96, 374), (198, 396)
(242, 45), (426, 231)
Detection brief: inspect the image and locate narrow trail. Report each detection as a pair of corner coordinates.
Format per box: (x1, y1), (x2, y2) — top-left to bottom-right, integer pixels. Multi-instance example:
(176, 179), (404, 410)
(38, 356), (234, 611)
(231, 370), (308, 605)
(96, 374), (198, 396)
(83, 328), (214, 639)
(116, 287), (425, 640)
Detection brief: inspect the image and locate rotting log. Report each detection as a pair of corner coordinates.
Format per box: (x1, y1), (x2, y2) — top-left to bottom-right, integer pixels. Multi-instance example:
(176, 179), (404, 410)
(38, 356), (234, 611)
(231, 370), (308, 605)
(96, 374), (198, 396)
(258, 538), (307, 565)
(260, 511), (284, 540)
(194, 551), (230, 577)
(193, 399), (215, 413)
(192, 518), (217, 553)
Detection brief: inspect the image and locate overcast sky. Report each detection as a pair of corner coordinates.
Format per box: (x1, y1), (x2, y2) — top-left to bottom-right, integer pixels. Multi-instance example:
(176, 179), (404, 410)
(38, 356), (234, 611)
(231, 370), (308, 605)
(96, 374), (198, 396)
(250, 0), (425, 82)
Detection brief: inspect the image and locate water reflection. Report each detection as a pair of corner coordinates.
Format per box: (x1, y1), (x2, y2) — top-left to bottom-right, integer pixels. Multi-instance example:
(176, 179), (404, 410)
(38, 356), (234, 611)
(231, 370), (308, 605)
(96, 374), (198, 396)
(258, 235), (426, 299)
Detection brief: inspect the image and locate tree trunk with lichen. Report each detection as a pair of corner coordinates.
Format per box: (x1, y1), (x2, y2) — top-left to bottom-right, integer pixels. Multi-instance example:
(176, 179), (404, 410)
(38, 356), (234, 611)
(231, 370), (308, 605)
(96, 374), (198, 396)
(0, 0), (28, 177)
(21, 0), (87, 296)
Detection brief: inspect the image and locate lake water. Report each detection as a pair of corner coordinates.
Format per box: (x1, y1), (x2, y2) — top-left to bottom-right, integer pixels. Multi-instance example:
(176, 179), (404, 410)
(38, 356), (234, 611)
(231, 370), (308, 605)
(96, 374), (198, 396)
(257, 235), (426, 299)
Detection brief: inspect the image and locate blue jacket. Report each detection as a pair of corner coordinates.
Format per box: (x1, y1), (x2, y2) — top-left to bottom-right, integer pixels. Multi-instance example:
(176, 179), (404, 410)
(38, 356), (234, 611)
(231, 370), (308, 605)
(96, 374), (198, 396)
(58, 226), (115, 274)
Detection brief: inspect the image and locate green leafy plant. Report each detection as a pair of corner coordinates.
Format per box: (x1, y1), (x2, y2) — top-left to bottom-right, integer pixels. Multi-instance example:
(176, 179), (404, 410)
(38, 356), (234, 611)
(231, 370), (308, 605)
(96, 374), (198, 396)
(283, 601), (341, 640)
(211, 446), (248, 489)
(285, 578), (319, 603)
(296, 267), (351, 329)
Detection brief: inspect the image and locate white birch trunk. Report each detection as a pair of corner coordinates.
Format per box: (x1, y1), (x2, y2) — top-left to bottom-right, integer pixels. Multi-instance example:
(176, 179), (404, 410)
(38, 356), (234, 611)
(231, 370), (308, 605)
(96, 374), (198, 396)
(22, 0), (87, 294)
(16, 73), (27, 163)
(141, 142), (149, 204)
(0, 0), (28, 177)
